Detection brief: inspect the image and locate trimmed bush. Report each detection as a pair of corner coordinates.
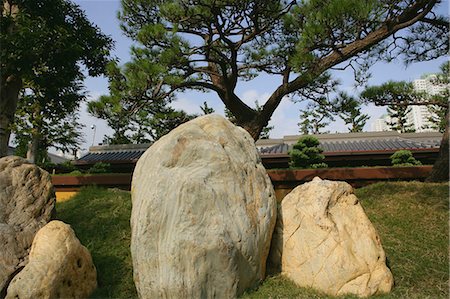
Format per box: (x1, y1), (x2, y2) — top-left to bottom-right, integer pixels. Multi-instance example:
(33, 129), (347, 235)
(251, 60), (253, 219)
(390, 150), (422, 167)
(289, 136), (328, 169)
(87, 162), (111, 174)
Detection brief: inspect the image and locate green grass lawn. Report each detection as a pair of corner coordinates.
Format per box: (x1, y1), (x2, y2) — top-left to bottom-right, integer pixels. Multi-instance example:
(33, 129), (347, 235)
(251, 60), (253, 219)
(56, 181), (449, 299)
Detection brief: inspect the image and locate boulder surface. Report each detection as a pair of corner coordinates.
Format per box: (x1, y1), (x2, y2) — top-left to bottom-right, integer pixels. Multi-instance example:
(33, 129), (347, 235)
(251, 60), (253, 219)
(131, 114), (277, 298)
(270, 177), (393, 297)
(6, 220), (97, 299)
(0, 156), (55, 293)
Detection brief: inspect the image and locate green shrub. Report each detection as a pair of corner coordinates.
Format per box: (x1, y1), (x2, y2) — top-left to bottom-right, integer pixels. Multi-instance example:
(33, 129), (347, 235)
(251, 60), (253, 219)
(310, 162), (328, 169)
(289, 136), (328, 169)
(87, 162), (111, 174)
(58, 161), (76, 173)
(69, 170), (83, 176)
(390, 150), (422, 167)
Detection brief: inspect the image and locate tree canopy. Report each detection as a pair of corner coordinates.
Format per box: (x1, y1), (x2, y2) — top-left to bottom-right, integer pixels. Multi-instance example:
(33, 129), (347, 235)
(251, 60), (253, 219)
(0, 0), (112, 157)
(113, 0), (448, 140)
(332, 92), (370, 133)
(12, 79), (85, 164)
(88, 61), (196, 144)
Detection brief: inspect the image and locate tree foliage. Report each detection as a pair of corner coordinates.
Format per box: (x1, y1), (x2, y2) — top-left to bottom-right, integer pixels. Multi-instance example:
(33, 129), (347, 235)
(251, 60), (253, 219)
(12, 81), (85, 164)
(88, 62), (196, 144)
(114, 0), (448, 140)
(200, 101), (215, 115)
(0, 0), (112, 157)
(289, 136), (327, 169)
(387, 105), (415, 133)
(298, 99), (334, 135)
(332, 92), (370, 132)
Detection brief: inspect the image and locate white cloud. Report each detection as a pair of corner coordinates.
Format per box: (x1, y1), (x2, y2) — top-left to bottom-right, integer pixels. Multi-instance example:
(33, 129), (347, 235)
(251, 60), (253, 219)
(170, 97), (203, 115)
(240, 90), (271, 107)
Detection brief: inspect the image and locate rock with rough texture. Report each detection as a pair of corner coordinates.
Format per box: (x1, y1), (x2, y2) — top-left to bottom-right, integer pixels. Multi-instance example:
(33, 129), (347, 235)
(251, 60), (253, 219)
(0, 156), (55, 293)
(270, 177), (393, 297)
(6, 220), (97, 299)
(131, 114), (277, 298)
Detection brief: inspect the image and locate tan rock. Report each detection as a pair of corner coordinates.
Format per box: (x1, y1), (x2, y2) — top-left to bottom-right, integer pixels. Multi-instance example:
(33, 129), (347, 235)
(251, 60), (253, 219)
(5, 220), (97, 299)
(0, 156), (55, 293)
(131, 114), (277, 298)
(270, 177), (393, 297)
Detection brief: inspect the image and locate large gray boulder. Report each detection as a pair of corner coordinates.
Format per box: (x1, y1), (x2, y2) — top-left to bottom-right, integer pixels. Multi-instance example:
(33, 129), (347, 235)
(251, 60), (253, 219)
(270, 177), (394, 297)
(131, 114), (277, 298)
(6, 220), (97, 299)
(0, 156), (55, 294)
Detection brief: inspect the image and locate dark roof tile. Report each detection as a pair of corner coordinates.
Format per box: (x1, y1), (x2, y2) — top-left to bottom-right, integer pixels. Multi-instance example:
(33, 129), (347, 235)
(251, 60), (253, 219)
(259, 137), (438, 155)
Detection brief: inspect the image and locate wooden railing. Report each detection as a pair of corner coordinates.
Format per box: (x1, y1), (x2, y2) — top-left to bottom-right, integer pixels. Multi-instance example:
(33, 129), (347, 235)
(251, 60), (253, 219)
(52, 166), (432, 201)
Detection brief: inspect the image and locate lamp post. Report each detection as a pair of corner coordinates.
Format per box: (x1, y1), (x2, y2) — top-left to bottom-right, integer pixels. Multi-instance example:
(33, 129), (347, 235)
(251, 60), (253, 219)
(91, 125), (97, 146)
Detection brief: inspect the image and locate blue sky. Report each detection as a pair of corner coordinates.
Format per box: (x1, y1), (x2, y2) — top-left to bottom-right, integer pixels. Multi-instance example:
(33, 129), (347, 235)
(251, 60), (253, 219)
(74, 0), (448, 152)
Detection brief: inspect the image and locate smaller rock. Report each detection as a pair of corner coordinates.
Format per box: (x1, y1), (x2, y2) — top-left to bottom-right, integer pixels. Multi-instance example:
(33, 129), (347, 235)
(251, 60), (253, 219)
(6, 221), (97, 299)
(270, 177), (393, 297)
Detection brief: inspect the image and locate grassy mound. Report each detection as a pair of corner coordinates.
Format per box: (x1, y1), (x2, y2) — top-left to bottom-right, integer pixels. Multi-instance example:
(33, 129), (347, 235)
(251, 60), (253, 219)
(56, 182), (448, 298)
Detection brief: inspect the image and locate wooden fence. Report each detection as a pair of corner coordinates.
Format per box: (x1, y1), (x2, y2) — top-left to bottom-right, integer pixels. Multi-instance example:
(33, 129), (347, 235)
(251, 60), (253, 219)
(52, 166), (432, 201)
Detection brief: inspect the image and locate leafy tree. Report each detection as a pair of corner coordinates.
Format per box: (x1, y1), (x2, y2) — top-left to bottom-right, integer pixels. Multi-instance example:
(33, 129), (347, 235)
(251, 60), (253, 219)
(88, 62), (196, 144)
(361, 63), (449, 181)
(11, 78), (85, 164)
(115, 0), (448, 140)
(298, 98), (334, 135)
(289, 136), (327, 169)
(332, 92), (370, 132)
(0, 0), (112, 157)
(386, 105), (415, 133)
(390, 150), (422, 166)
(200, 101), (215, 115)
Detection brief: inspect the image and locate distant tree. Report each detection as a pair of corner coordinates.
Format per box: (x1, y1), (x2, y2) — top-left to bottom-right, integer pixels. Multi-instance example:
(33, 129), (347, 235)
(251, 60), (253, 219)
(88, 62), (196, 144)
(115, 0), (448, 140)
(298, 98), (334, 135)
(289, 136), (327, 169)
(386, 105), (415, 133)
(12, 81), (84, 164)
(200, 101), (215, 115)
(0, 0), (112, 157)
(224, 107), (237, 125)
(11, 68), (87, 163)
(332, 92), (370, 132)
(88, 96), (194, 145)
(425, 104), (447, 133)
(361, 81), (417, 132)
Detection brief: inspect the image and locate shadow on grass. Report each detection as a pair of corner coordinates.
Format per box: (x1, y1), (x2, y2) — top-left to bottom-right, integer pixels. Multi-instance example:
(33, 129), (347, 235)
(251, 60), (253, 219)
(56, 186), (137, 299)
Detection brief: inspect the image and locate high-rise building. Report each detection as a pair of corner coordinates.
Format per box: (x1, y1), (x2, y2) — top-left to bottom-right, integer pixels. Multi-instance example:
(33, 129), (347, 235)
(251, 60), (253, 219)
(371, 114), (391, 132)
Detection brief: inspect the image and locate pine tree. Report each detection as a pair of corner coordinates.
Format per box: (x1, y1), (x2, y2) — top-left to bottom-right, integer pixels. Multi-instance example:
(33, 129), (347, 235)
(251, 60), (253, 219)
(109, 0), (447, 140)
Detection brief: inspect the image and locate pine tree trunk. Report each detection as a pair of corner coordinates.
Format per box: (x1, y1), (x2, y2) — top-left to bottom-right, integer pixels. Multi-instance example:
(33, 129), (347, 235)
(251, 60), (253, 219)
(0, 75), (22, 157)
(426, 112), (449, 182)
(239, 115), (268, 141)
